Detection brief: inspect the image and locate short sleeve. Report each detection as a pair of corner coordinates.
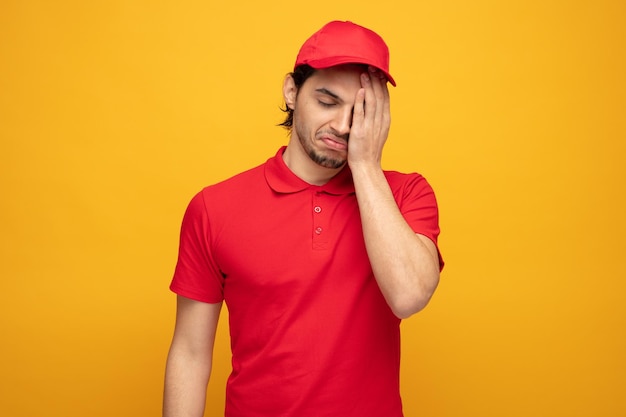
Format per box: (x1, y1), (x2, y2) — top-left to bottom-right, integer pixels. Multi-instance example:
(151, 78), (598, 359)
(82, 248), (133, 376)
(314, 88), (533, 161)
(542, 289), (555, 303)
(393, 173), (444, 270)
(169, 190), (225, 303)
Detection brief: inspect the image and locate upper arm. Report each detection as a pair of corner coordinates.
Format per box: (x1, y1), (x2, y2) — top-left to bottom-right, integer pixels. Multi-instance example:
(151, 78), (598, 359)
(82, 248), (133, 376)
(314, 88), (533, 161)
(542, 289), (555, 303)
(170, 295), (222, 356)
(164, 297), (222, 416)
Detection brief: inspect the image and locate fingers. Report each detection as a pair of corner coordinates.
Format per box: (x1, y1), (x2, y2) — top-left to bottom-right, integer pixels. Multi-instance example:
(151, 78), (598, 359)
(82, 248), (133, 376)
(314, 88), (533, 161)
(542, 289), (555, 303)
(352, 85), (366, 128)
(348, 66), (390, 166)
(360, 67), (390, 134)
(370, 67), (391, 125)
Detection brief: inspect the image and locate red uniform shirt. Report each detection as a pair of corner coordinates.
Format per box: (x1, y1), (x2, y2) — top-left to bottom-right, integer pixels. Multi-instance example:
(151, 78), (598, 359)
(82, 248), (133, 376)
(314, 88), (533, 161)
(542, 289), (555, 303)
(171, 147), (442, 417)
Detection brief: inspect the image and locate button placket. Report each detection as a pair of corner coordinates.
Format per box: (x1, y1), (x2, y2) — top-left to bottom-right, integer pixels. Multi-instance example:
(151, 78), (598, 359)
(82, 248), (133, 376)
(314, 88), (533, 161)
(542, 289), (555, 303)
(312, 192), (328, 249)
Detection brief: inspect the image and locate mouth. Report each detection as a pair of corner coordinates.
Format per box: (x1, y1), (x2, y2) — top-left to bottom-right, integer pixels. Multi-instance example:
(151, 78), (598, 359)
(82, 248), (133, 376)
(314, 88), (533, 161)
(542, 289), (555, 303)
(319, 135), (348, 151)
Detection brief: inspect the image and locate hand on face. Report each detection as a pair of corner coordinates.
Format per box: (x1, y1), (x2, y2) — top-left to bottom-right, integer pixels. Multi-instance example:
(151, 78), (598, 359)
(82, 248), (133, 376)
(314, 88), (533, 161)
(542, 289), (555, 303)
(347, 66), (391, 168)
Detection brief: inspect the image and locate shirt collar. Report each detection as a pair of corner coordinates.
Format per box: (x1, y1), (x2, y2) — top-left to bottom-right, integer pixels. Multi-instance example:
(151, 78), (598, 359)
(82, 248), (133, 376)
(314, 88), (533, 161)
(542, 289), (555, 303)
(264, 147), (355, 195)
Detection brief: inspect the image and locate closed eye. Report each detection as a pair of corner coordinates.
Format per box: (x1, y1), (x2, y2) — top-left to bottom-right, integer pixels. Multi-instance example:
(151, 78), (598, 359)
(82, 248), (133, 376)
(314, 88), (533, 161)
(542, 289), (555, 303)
(314, 88), (341, 108)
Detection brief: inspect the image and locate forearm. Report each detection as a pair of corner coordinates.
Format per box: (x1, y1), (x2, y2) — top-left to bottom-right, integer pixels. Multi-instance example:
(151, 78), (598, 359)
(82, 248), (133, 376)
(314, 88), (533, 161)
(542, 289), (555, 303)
(351, 164), (440, 319)
(163, 344), (212, 417)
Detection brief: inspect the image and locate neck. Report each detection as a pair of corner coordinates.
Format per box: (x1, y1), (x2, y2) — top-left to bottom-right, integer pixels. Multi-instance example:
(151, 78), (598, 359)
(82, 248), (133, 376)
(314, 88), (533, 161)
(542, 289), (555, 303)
(282, 137), (344, 186)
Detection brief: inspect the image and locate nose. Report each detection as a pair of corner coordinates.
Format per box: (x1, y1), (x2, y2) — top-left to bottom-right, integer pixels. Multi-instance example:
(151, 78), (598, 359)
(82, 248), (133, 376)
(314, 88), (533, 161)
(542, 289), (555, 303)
(329, 106), (353, 137)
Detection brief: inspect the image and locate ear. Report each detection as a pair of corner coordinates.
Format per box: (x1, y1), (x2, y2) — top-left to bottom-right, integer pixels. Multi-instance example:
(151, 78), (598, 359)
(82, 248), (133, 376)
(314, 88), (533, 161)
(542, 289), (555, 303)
(283, 74), (297, 110)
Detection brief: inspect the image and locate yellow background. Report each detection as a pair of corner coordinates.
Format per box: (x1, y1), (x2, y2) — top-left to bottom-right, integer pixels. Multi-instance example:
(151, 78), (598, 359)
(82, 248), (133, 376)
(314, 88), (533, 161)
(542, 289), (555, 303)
(1, 0), (624, 416)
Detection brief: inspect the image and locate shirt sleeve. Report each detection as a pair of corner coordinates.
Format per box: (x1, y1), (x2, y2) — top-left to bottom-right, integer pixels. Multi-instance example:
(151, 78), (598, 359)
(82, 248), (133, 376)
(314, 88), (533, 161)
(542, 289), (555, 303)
(395, 173), (445, 270)
(169, 189), (225, 303)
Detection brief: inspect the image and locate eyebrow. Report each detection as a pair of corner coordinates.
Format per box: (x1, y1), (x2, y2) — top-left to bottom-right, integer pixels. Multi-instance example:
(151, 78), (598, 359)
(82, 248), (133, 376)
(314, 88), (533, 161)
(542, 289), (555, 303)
(314, 88), (341, 101)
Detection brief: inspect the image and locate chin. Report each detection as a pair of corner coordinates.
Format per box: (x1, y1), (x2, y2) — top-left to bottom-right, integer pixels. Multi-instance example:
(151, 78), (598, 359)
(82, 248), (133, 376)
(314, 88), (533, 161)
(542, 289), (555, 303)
(308, 150), (346, 169)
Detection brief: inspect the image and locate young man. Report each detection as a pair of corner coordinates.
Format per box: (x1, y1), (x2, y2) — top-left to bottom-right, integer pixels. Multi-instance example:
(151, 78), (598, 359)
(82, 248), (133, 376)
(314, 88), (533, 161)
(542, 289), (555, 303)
(164, 20), (443, 417)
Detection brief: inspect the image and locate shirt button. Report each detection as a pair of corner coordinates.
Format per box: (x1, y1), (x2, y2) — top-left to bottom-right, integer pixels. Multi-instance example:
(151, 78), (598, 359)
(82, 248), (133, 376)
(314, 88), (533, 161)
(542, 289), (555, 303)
(314, 206), (322, 213)
(315, 227), (323, 235)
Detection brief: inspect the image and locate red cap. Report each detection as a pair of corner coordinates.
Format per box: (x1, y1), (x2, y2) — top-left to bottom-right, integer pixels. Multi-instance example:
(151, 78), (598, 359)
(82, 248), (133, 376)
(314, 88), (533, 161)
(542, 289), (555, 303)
(294, 21), (396, 86)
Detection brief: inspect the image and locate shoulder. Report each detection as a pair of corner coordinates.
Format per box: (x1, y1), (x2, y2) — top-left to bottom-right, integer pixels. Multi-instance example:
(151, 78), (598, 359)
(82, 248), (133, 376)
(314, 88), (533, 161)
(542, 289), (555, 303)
(189, 160), (271, 213)
(383, 169), (426, 184)
(383, 170), (436, 199)
(181, 161), (267, 217)
(202, 162), (266, 195)
(180, 161), (269, 239)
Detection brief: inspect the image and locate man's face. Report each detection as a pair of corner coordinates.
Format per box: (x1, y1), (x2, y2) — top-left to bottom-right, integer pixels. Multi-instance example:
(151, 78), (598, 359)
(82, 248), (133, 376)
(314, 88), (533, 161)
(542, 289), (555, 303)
(288, 65), (365, 169)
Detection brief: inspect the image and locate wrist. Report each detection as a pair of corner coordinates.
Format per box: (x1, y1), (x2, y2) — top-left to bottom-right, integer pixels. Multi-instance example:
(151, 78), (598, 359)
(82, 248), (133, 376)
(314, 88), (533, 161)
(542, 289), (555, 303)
(348, 154), (382, 170)
(349, 161), (386, 185)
